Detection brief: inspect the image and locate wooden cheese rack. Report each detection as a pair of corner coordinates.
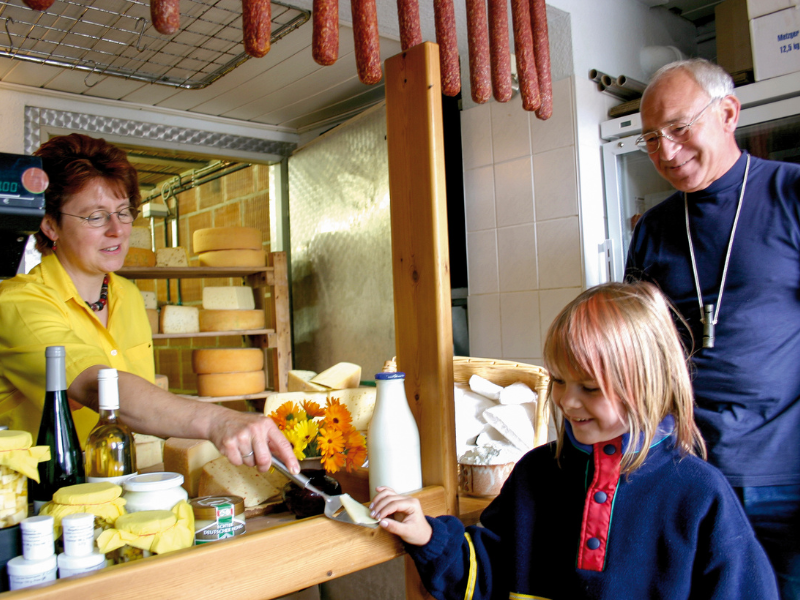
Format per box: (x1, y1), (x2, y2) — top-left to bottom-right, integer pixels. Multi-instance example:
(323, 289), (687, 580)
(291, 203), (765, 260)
(118, 251), (292, 397)
(10, 43), (458, 600)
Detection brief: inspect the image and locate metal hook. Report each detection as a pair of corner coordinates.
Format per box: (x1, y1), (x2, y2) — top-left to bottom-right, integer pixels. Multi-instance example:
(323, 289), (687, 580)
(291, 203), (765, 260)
(83, 60), (101, 88)
(161, 179), (175, 204)
(135, 17), (147, 52)
(3, 17), (14, 49)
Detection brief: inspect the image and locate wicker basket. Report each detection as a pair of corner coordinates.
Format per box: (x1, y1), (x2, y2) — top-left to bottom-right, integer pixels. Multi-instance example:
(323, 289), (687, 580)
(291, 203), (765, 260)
(453, 356), (551, 448)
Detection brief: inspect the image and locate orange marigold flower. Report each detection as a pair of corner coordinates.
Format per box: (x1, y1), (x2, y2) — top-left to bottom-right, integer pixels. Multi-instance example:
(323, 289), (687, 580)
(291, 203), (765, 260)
(302, 400), (325, 418)
(323, 400), (352, 431)
(321, 452), (346, 474)
(317, 427), (345, 457)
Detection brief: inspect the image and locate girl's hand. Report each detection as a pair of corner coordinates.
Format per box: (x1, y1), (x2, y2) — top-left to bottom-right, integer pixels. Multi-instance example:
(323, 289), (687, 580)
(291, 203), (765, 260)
(370, 487), (433, 546)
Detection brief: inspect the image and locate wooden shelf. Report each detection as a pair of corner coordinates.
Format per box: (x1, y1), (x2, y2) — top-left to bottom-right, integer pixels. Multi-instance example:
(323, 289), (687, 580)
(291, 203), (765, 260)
(153, 328), (274, 339)
(178, 390), (275, 403)
(118, 266), (270, 279)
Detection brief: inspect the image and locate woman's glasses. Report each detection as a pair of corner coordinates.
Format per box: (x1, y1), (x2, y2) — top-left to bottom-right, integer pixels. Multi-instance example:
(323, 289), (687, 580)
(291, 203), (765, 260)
(60, 207), (138, 227)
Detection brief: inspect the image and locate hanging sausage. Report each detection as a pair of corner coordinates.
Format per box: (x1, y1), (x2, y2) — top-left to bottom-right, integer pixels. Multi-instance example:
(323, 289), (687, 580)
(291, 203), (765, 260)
(396, 0), (422, 51)
(530, 0), (552, 119)
(150, 0), (180, 35)
(22, 0), (55, 10)
(465, 0), (491, 104)
(510, 0), (540, 111)
(487, 0), (511, 102)
(433, 0), (460, 97)
(351, 0), (382, 84)
(312, 0), (339, 65)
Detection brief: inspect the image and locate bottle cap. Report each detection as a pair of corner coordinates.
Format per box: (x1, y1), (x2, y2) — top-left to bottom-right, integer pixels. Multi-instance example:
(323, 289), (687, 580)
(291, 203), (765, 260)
(97, 368), (119, 410)
(45, 346), (65, 358)
(375, 372), (405, 381)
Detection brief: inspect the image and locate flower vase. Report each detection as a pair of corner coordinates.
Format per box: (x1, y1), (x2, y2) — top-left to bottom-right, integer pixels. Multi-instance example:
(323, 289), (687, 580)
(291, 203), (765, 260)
(281, 458), (342, 519)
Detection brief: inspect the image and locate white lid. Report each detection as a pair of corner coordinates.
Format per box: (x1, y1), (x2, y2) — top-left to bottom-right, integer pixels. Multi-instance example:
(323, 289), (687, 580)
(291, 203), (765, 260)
(62, 513), (95, 527)
(57, 551), (105, 569)
(20, 515), (53, 532)
(7, 554), (57, 575)
(123, 472), (184, 492)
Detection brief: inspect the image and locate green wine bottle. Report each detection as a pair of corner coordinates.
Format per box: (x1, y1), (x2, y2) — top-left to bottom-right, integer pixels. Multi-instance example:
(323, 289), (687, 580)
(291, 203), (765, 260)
(29, 346), (85, 513)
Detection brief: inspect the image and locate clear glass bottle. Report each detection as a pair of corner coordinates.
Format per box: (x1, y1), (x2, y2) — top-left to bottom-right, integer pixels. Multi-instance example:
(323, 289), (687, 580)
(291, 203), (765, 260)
(29, 346), (85, 514)
(85, 369), (137, 485)
(367, 360), (422, 500)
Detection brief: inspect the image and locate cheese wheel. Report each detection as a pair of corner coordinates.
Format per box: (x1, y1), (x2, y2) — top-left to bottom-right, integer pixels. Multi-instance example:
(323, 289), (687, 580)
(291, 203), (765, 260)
(123, 248), (156, 267)
(192, 348), (264, 374)
(198, 249), (266, 267)
(197, 370), (266, 397)
(146, 308), (159, 334)
(327, 387), (377, 431)
(199, 309), (265, 332)
(193, 227), (262, 253)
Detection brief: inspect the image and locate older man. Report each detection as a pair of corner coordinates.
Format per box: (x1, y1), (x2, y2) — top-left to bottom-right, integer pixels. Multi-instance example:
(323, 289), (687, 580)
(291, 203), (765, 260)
(626, 58), (800, 598)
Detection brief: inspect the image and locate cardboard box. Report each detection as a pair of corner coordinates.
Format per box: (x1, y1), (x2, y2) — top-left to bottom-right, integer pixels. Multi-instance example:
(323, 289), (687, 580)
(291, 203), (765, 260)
(748, 0), (798, 20)
(717, 0), (754, 74)
(751, 6), (800, 80)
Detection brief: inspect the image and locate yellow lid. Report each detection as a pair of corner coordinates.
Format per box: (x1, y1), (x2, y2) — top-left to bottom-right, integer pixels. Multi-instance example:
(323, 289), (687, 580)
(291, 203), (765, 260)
(52, 482), (122, 505)
(0, 430), (50, 482)
(0, 430), (32, 450)
(114, 510), (176, 535)
(96, 501), (194, 555)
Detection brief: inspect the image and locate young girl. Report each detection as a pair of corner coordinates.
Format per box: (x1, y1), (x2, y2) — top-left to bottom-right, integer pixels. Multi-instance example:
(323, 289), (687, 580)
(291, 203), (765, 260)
(370, 282), (778, 600)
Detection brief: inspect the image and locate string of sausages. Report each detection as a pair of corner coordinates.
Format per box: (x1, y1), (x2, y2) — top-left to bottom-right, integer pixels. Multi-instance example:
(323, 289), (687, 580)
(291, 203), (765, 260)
(21, 0), (551, 118)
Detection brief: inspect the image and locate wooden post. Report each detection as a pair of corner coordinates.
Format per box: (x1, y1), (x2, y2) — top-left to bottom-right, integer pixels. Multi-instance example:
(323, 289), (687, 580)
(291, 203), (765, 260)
(385, 42), (457, 600)
(267, 251), (291, 392)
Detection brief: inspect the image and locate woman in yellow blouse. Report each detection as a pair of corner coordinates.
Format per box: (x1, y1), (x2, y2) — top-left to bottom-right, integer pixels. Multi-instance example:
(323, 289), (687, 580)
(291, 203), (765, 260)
(0, 133), (298, 475)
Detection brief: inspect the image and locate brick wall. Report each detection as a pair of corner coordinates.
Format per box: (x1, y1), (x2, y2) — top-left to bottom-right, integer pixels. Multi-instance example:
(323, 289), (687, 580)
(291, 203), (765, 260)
(132, 164), (271, 395)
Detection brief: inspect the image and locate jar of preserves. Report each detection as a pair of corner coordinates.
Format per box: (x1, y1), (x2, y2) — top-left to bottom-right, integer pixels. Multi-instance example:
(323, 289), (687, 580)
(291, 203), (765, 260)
(190, 496), (245, 544)
(122, 472), (188, 513)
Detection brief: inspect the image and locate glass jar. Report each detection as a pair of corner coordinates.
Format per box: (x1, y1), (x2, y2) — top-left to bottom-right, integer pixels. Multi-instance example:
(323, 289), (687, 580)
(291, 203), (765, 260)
(122, 472), (188, 513)
(190, 496), (245, 544)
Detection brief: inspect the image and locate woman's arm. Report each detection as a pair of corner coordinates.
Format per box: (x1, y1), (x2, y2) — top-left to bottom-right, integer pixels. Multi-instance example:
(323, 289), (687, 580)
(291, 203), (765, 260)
(69, 365), (300, 473)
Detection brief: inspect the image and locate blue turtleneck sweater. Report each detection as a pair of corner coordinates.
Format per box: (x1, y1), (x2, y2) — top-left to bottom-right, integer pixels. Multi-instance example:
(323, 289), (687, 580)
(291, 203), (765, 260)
(405, 421), (777, 600)
(626, 152), (800, 487)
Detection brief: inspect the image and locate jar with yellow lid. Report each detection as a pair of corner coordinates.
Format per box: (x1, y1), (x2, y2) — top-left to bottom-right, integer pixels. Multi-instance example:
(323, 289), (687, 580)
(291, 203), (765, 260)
(189, 496), (245, 544)
(96, 501), (194, 562)
(0, 430), (50, 528)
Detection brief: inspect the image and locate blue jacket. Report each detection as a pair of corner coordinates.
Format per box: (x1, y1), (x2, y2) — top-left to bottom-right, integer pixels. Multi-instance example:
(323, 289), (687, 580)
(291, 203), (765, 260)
(406, 421), (778, 599)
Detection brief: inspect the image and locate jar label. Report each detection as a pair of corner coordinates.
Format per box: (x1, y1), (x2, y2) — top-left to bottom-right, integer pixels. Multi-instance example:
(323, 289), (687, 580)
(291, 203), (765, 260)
(195, 503), (246, 544)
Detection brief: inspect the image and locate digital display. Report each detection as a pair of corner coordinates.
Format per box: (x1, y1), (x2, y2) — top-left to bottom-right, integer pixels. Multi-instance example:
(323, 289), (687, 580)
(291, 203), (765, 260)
(0, 152), (48, 210)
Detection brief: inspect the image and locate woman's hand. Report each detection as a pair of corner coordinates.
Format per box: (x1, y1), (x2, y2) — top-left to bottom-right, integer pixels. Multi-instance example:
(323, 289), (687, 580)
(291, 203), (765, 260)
(208, 410), (300, 474)
(369, 487), (433, 546)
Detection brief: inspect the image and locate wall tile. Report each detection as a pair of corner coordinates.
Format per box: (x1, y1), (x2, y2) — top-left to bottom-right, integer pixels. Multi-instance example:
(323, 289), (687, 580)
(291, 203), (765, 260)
(500, 291), (541, 359)
(490, 96), (531, 164)
(497, 223), (537, 292)
(461, 103), (493, 169)
(539, 287), (582, 335)
(494, 156), (534, 228)
(537, 218), (582, 289)
(530, 77), (575, 154)
(464, 166), (496, 232)
(533, 146), (578, 221)
(467, 230), (499, 294)
(467, 293), (502, 358)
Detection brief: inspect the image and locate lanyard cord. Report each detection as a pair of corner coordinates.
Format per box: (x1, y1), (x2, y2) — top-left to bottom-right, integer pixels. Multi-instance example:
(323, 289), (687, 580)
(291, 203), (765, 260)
(684, 154), (750, 326)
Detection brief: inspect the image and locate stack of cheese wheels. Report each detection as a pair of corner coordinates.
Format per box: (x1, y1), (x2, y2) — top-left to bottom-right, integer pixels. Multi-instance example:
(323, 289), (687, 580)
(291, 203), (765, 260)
(198, 284), (265, 333)
(193, 348), (266, 397)
(193, 227), (266, 268)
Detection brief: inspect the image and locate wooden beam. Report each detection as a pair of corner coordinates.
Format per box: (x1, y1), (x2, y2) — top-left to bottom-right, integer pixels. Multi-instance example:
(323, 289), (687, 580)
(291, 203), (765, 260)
(11, 487), (448, 600)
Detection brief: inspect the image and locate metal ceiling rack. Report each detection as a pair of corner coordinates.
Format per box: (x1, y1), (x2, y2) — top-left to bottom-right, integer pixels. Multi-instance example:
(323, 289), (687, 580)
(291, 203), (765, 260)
(0, 0), (310, 89)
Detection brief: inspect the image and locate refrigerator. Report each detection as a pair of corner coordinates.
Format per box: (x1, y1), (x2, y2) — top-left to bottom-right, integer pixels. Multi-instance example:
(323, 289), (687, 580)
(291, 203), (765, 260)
(600, 75), (800, 282)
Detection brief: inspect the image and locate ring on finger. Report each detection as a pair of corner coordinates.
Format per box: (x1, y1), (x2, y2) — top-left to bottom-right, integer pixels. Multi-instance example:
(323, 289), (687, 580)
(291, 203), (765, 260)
(243, 450), (254, 458)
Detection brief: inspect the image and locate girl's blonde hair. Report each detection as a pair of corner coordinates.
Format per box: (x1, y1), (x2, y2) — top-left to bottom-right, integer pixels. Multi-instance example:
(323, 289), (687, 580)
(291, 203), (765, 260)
(543, 282), (706, 473)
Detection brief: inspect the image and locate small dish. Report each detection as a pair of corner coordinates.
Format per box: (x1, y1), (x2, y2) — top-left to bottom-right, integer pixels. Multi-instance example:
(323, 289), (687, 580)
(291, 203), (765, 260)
(458, 462), (515, 497)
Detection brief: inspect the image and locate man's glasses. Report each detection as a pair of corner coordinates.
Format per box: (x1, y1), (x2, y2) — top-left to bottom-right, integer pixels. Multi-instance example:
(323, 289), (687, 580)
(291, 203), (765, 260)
(635, 98), (720, 154)
(60, 207), (138, 227)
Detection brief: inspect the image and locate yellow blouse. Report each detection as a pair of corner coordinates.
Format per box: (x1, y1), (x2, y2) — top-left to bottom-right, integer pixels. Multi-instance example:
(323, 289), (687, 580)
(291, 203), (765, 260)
(0, 253), (155, 443)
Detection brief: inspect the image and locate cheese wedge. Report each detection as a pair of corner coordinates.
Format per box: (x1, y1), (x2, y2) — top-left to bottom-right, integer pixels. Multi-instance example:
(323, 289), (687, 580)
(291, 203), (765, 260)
(340, 493), (379, 526)
(199, 309), (265, 332)
(160, 305), (199, 334)
(129, 227), (152, 250)
(193, 227), (262, 253)
(156, 246), (189, 267)
(133, 433), (165, 470)
(263, 391), (328, 416)
(311, 362), (362, 390)
(198, 249), (266, 268)
(163, 438), (222, 497)
(197, 457), (287, 508)
(192, 348), (264, 374)
(196, 371), (265, 397)
(288, 370), (329, 392)
(327, 387), (377, 431)
(140, 290), (157, 310)
(146, 308), (159, 334)
(202, 286), (255, 310)
(123, 247), (156, 267)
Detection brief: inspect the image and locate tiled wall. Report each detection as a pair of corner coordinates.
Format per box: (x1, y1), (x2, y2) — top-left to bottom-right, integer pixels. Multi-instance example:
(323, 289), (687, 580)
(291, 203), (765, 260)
(461, 77), (583, 366)
(132, 164), (271, 395)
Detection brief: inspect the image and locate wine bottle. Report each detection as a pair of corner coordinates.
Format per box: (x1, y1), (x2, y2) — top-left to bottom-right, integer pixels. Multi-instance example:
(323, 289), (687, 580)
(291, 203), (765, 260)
(85, 369), (137, 485)
(367, 361), (423, 500)
(30, 346), (85, 514)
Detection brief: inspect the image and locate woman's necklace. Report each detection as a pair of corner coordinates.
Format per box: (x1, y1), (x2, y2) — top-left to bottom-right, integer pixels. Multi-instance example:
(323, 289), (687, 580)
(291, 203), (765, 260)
(684, 154), (750, 349)
(85, 275), (109, 312)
